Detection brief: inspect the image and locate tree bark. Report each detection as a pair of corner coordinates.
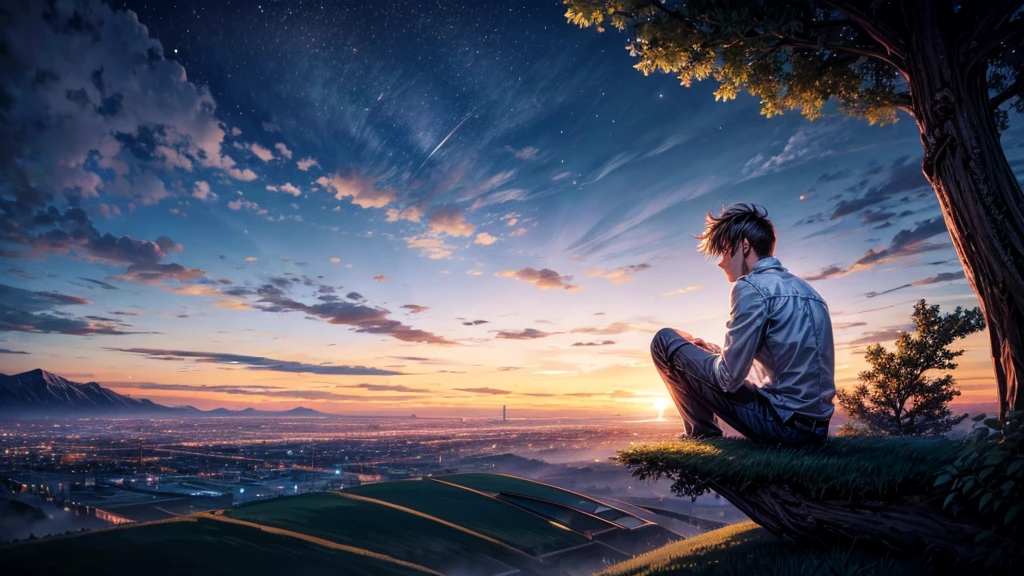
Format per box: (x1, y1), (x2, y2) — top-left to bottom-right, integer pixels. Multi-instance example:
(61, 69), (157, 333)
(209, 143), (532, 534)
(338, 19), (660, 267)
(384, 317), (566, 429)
(902, 0), (1024, 420)
(701, 478), (989, 563)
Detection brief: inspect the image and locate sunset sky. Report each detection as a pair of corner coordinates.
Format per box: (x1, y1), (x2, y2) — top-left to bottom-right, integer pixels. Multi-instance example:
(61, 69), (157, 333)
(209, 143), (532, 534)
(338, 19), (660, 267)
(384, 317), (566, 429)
(0, 0), (1012, 418)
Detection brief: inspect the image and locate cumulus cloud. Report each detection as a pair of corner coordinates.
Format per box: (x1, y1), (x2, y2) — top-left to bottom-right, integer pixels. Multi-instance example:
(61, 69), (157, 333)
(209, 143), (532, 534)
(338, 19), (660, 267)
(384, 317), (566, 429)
(318, 172), (396, 209)
(429, 205), (475, 237)
(385, 205), (424, 223)
(496, 268), (580, 291)
(266, 183), (302, 196)
(474, 232), (497, 245)
(192, 181), (217, 202)
(0, 0), (262, 213)
(1, 193), (206, 287)
(587, 263), (651, 284)
(250, 143), (275, 162)
(297, 157), (319, 171)
(274, 142), (293, 160)
(109, 347), (403, 375)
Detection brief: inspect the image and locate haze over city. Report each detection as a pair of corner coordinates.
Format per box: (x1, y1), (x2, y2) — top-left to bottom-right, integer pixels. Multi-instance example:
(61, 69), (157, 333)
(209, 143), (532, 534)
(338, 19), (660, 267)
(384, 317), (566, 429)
(1, 0), (1008, 419)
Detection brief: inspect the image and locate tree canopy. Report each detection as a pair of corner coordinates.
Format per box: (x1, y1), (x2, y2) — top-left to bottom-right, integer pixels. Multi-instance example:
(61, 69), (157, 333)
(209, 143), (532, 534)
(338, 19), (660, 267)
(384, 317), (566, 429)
(564, 1), (1024, 127)
(837, 299), (985, 436)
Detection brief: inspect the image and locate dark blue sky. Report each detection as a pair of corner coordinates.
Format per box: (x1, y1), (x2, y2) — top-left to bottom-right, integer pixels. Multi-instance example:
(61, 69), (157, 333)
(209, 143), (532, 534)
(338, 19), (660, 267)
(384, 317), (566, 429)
(0, 0), (1009, 416)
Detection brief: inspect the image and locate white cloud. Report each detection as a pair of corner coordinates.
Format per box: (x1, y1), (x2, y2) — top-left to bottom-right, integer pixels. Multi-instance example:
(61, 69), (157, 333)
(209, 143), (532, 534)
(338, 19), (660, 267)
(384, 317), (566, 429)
(404, 235), (455, 259)
(266, 183), (301, 197)
(274, 142), (293, 160)
(429, 205), (475, 237)
(474, 232), (497, 245)
(262, 121), (281, 132)
(297, 157), (319, 171)
(320, 172), (396, 209)
(250, 143), (275, 162)
(192, 180), (217, 202)
(385, 205), (424, 223)
(0, 0), (260, 204)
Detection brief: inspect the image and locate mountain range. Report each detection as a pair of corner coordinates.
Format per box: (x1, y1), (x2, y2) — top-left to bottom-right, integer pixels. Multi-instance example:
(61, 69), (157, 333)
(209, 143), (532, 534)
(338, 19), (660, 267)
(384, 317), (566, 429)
(0, 369), (327, 418)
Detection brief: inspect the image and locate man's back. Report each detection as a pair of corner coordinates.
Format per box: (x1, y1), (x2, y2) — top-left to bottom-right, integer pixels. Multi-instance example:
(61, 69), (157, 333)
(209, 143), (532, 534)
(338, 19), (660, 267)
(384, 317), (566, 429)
(736, 257), (835, 422)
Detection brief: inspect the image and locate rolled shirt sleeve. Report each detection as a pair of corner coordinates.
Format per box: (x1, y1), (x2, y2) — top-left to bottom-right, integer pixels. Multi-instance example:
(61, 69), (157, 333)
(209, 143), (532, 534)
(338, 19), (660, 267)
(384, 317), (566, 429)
(711, 279), (767, 393)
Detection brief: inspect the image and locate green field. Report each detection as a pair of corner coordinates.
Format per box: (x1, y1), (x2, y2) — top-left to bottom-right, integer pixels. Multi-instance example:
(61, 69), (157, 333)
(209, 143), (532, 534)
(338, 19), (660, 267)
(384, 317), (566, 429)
(227, 492), (535, 575)
(597, 521), (929, 576)
(348, 478), (588, 555)
(440, 473), (646, 527)
(0, 517), (434, 576)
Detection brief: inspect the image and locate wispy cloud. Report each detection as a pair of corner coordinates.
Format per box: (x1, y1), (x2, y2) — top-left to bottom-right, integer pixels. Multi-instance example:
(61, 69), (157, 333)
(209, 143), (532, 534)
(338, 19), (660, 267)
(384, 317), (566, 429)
(587, 263), (651, 284)
(108, 347), (404, 375)
(805, 217), (950, 281)
(865, 270), (966, 298)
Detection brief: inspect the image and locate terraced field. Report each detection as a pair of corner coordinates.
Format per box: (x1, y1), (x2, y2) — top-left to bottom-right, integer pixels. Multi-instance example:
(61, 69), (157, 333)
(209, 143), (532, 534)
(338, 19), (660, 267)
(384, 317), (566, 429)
(1, 474), (693, 576)
(348, 477), (588, 555)
(226, 492), (540, 575)
(1, 516), (436, 576)
(440, 473), (648, 528)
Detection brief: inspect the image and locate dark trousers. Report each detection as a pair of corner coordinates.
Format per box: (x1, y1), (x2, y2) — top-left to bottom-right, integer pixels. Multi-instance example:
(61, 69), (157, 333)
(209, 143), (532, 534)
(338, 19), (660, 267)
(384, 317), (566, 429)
(650, 328), (825, 447)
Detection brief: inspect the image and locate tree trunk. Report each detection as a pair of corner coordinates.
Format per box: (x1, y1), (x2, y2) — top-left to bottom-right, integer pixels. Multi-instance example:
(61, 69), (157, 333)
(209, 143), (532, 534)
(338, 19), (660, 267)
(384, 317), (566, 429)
(704, 478), (988, 563)
(902, 0), (1024, 420)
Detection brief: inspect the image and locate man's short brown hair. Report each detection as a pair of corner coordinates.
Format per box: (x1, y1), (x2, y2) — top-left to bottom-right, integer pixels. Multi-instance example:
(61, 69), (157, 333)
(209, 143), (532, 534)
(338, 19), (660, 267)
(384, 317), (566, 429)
(695, 203), (776, 259)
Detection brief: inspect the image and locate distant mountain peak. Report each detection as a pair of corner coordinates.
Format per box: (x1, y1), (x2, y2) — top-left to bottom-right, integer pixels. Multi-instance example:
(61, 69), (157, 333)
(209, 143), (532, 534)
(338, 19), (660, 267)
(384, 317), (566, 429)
(0, 369), (331, 418)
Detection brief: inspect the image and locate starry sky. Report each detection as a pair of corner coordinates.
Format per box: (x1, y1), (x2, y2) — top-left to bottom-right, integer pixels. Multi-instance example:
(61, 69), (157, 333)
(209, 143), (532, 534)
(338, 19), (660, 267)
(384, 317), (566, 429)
(0, 0), (1012, 418)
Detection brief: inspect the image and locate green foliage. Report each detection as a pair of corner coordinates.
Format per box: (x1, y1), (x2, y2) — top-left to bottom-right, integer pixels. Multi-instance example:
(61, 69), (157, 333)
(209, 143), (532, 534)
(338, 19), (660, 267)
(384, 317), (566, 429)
(934, 411), (1024, 572)
(616, 436), (960, 502)
(837, 299), (985, 436)
(596, 521), (928, 576)
(563, 0), (908, 125)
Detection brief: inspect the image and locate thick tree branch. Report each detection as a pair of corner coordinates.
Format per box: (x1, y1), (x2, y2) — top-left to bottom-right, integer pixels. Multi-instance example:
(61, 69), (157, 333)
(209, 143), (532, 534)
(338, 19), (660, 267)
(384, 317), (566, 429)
(821, 0), (908, 62)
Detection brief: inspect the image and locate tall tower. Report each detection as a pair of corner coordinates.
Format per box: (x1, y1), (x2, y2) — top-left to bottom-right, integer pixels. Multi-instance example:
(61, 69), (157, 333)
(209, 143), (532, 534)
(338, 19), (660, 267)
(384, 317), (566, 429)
(502, 405), (506, 421)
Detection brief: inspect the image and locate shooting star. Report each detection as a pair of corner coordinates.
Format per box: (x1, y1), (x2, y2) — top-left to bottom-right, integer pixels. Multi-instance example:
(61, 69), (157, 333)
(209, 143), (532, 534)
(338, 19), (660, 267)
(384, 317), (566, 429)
(411, 106), (479, 180)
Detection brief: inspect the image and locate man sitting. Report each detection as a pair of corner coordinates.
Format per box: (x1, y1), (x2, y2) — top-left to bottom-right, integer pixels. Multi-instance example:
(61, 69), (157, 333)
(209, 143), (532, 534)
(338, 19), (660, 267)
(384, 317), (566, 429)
(650, 203), (835, 447)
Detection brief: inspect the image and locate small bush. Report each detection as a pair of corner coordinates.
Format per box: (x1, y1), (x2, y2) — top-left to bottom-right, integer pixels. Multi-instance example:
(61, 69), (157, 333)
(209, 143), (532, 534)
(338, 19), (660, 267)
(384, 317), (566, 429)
(935, 411), (1024, 572)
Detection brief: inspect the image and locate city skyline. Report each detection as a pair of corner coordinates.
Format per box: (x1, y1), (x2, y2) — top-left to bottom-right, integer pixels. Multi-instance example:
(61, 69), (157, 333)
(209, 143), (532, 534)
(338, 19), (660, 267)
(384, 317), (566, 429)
(0, 0), (1008, 418)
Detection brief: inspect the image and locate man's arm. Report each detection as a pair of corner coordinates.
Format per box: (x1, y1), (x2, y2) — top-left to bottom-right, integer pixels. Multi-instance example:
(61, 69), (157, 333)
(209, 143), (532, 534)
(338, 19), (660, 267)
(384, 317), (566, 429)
(711, 279), (767, 393)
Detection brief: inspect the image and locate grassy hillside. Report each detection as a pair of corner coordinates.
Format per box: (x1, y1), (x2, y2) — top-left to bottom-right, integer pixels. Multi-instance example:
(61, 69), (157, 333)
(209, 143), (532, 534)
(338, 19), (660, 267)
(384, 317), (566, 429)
(0, 516), (437, 576)
(348, 477), (588, 555)
(226, 491), (540, 575)
(596, 521), (930, 576)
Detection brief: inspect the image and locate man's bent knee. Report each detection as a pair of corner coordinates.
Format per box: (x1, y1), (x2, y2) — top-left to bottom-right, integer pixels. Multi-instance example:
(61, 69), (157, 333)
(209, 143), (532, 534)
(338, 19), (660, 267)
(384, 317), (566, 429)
(651, 327), (681, 362)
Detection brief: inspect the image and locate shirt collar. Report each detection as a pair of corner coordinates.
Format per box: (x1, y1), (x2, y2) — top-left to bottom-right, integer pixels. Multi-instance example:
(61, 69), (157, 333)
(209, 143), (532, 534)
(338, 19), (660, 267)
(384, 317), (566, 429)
(751, 256), (786, 274)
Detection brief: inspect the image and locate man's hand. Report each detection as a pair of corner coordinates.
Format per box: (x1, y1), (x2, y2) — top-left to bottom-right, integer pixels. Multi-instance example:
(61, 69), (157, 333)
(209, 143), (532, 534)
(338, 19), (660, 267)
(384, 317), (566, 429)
(691, 337), (722, 355)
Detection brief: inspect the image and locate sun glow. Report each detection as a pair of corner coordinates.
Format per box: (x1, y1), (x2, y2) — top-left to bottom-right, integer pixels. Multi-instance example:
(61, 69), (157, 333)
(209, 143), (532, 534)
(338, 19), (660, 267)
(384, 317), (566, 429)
(653, 398), (670, 421)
